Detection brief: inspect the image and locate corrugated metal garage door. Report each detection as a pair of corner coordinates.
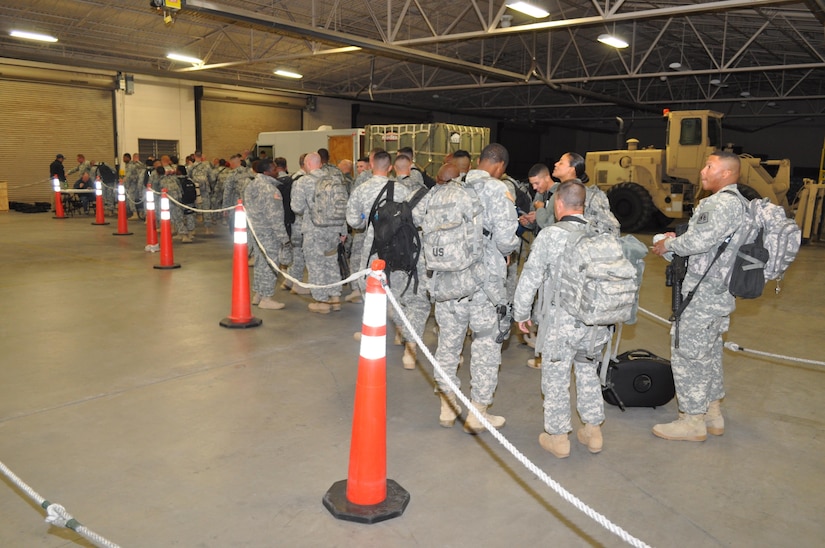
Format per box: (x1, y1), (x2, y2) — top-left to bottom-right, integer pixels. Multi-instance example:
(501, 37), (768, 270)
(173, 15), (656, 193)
(198, 87), (302, 161)
(0, 77), (114, 204)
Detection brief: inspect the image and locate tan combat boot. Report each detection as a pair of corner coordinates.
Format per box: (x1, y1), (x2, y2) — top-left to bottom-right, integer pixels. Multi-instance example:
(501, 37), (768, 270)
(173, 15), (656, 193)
(705, 400), (725, 436)
(251, 292), (262, 305)
(652, 413), (707, 441)
(258, 296), (285, 310)
(394, 326), (403, 346)
(402, 342), (417, 370)
(527, 356), (542, 369)
(438, 392), (462, 428)
(329, 296), (341, 311)
(308, 301), (332, 314)
(539, 433), (570, 459)
(463, 401), (505, 434)
(577, 423), (603, 453)
(290, 284), (311, 295)
(345, 289), (363, 303)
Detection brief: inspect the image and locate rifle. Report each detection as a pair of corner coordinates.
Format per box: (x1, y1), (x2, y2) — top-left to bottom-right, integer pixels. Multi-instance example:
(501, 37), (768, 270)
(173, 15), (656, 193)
(665, 224), (688, 347)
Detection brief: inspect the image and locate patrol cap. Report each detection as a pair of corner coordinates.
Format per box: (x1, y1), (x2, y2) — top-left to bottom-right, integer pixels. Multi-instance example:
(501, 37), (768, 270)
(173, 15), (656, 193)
(56, 153), (64, 159)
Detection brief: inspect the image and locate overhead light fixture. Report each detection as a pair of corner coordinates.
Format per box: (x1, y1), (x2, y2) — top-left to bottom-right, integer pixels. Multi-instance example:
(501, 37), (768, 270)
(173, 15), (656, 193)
(10, 30), (58, 43)
(167, 53), (203, 65)
(710, 78), (721, 85)
(740, 91), (751, 97)
(274, 69), (303, 79)
(668, 62), (682, 70)
(506, 2), (550, 19)
(598, 34), (629, 49)
(767, 101), (777, 107)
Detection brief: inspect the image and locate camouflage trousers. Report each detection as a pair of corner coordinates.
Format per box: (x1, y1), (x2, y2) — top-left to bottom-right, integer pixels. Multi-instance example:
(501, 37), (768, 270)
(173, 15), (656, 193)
(434, 297), (502, 405)
(287, 220), (306, 285)
(303, 227), (342, 302)
(349, 230), (365, 291)
(670, 301), (728, 415)
(388, 266), (431, 344)
(173, 207), (195, 235)
(542, 348), (605, 434)
(250, 230), (282, 298)
(125, 181), (140, 216)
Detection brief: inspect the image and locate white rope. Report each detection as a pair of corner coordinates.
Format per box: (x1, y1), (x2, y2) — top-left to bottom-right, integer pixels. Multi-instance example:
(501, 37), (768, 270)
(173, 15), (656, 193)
(637, 307), (825, 368)
(383, 285), (651, 548)
(245, 214), (367, 290)
(0, 460), (120, 548)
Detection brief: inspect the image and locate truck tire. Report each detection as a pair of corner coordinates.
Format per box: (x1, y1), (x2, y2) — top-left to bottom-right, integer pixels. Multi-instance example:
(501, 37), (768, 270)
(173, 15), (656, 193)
(737, 184), (761, 201)
(607, 182), (654, 233)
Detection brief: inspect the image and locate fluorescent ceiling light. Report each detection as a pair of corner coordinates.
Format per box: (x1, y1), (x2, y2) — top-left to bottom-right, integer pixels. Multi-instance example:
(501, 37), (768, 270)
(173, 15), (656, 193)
(668, 62), (682, 70)
(597, 34), (629, 49)
(506, 2), (550, 19)
(709, 78), (721, 85)
(740, 91), (751, 97)
(274, 69), (303, 79)
(167, 53), (203, 65)
(10, 30), (58, 43)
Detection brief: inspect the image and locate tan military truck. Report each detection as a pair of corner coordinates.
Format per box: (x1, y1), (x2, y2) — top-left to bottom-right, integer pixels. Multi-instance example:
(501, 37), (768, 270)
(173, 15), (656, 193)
(586, 110), (791, 232)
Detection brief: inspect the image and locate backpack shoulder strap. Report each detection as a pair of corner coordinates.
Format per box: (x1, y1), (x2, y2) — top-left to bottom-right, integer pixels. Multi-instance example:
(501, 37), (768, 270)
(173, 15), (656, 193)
(408, 185), (428, 209)
(367, 181), (391, 229)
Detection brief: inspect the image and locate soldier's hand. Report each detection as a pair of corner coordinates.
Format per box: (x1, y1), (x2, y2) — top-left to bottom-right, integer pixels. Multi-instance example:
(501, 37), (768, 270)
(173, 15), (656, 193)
(652, 232), (676, 256)
(517, 320), (532, 334)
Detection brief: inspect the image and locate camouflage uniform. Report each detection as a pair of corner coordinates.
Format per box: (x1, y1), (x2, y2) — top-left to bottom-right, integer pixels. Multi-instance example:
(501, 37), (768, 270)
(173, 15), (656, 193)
(664, 186), (746, 415)
(543, 181), (620, 235)
(347, 175), (431, 342)
(189, 161), (213, 227)
(287, 171), (307, 285)
(223, 166), (253, 232)
(244, 172), (290, 299)
(213, 166), (230, 213)
(124, 159), (145, 216)
(291, 168), (344, 303)
(431, 169), (519, 404)
(346, 169), (372, 289)
(513, 215), (610, 435)
(66, 160), (92, 178)
(158, 173), (186, 235)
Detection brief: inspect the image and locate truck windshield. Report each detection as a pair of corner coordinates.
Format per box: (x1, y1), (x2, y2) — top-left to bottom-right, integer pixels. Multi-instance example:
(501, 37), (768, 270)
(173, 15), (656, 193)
(679, 118), (702, 145)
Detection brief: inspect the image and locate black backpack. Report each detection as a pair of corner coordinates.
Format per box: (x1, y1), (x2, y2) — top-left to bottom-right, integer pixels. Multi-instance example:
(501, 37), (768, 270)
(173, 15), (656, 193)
(368, 180), (429, 295)
(179, 176), (198, 205)
(96, 163), (118, 185)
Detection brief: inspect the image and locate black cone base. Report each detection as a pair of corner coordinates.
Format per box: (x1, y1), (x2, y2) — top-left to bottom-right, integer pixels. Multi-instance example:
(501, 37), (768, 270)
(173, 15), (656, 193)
(219, 317), (263, 329)
(323, 479), (410, 524)
(153, 263), (181, 270)
(113, 232), (134, 236)
(92, 221), (111, 226)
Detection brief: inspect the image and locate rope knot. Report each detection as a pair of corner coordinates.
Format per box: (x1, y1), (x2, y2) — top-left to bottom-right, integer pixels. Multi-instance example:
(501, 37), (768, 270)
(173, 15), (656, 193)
(45, 503), (74, 528)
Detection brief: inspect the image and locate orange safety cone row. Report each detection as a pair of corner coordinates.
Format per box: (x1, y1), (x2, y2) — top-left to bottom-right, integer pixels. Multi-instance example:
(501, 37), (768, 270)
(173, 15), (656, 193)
(220, 201), (262, 329)
(91, 177), (110, 226)
(323, 259), (410, 524)
(52, 175), (67, 219)
(153, 189), (180, 270)
(144, 184), (159, 252)
(113, 178), (133, 236)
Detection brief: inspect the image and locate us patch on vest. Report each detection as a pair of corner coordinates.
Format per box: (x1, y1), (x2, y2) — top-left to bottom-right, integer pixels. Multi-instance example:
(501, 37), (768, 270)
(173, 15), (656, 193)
(697, 212), (709, 224)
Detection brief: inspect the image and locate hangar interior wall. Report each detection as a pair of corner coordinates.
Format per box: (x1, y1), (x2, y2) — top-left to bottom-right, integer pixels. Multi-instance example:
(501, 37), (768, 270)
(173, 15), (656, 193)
(0, 78), (114, 204)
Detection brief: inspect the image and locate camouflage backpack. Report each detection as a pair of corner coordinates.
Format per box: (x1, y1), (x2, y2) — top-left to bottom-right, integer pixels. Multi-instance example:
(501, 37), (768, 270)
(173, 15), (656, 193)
(420, 180), (486, 301)
(311, 172), (348, 227)
(555, 221), (640, 326)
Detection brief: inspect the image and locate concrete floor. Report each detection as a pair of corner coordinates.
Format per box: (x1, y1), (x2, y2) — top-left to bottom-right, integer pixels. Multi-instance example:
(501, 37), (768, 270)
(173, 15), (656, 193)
(1, 210), (824, 548)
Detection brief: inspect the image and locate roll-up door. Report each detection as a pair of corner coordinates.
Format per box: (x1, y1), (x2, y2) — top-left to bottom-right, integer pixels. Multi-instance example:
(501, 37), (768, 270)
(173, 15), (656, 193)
(0, 75), (115, 204)
(198, 87), (303, 160)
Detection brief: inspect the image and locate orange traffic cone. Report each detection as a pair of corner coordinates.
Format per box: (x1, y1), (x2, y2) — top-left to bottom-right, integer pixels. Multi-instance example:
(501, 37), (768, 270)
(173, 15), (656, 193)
(323, 259), (410, 524)
(113, 178), (133, 236)
(153, 189), (180, 270)
(144, 184), (159, 252)
(52, 175), (67, 219)
(220, 201), (262, 329)
(91, 177), (110, 226)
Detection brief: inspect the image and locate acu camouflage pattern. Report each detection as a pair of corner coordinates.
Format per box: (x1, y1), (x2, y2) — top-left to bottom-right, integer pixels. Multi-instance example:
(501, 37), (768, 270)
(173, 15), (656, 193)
(189, 160), (213, 225)
(291, 168), (344, 302)
(665, 184), (746, 415)
(513, 218), (610, 434)
(544, 181), (620, 235)
(244, 173), (290, 298)
(431, 169), (519, 404)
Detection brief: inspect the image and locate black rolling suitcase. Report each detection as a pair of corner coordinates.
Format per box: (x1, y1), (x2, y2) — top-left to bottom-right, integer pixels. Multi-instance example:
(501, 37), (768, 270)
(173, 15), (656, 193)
(599, 349), (675, 411)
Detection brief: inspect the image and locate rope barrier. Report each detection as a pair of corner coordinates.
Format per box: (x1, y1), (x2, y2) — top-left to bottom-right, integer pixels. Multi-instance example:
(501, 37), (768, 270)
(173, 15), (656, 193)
(0, 460), (120, 548)
(383, 286), (651, 548)
(636, 307), (824, 368)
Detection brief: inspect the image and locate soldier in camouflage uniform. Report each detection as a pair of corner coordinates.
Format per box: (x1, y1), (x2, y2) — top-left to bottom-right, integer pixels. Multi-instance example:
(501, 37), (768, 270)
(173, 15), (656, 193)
(189, 150), (214, 232)
(290, 152), (345, 313)
(212, 159), (230, 219)
(66, 154), (92, 179)
(222, 155), (246, 232)
(124, 153), (145, 220)
(514, 181), (611, 459)
(429, 143), (519, 434)
(244, 158), (291, 310)
(651, 150), (746, 442)
(284, 153), (310, 295)
(156, 166), (183, 236)
(344, 149), (383, 303)
(519, 163), (555, 231)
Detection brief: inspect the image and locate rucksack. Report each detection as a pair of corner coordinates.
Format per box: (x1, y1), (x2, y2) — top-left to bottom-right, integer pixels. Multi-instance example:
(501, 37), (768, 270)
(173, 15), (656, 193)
(421, 180), (486, 301)
(179, 176), (198, 205)
(555, 221), (640, 326)
(584, 184), (621, 236)
(311, 172), (348, 227)
(96, 163), (117, 185)
(367, 180), (428, 295)
(724, 193), (801, 298)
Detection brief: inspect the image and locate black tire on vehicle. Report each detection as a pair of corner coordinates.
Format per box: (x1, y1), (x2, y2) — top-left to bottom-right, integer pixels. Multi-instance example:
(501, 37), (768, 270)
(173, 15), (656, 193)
(737, 184), (761, 201)
(606, 182), (655, 233)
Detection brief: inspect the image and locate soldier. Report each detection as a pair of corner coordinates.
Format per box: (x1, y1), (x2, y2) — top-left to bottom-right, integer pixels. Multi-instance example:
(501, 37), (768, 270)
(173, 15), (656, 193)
(344, 148), (384, 303)
(126, 152), (146, 220)
(514, 181), (610, 459)
(355, 157), (369, 176)
(396, 147), (427, 188)
(430, 143), (519, 433)
(222, 154), (245, 232)
(651, 150), (746, 441)
(66, 154), (92, 178)
(283, 153), (310, 295)
(244, 158), (291, 310)
(449, 150), (472, 179)
(189, 150), (214, 233)
(212, 159), (230, 223)
(156, 165), (182, 235)
(175, 165), (196, 243)
(338, 158), (354, 191)
(520, 163), (555, 231)
(290, 152), (345, 313)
